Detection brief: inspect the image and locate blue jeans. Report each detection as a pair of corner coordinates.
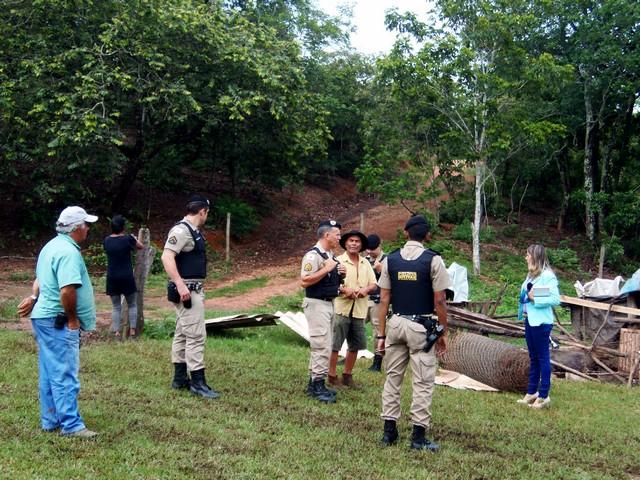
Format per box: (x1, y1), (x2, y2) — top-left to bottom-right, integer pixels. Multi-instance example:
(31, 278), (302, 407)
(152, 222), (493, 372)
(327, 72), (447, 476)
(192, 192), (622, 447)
(524, 320), (553, 398)
(110, 293), (138, 331)
(31, 318), (86, 434)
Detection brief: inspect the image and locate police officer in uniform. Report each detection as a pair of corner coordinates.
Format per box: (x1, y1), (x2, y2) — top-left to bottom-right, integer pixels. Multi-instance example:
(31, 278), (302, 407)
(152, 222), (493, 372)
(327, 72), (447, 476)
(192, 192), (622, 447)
(376, 214), (450, 450)
(300, 220), (345, 403)
(365, 233), (386, 372)
(161, 194), (219, 399)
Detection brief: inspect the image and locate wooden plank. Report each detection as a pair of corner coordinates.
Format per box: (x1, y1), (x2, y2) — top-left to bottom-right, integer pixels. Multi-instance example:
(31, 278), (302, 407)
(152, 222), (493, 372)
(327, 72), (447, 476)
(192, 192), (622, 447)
(560, 295), (640, 317)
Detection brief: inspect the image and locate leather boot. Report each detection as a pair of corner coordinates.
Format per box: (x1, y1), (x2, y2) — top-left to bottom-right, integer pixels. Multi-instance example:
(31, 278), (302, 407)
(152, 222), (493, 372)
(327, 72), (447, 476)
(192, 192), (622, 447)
(341, 373), (361, 389)
(368, 354), (383, 372)
(171, 363), (190, 390)
(189, 369), (220, 399)
(311, 379), (336, 403)
(328, 374), (342, 387)
(410, 425), (439, 451)
(381, 420), (398, 446)
(307, 378), (336, 397)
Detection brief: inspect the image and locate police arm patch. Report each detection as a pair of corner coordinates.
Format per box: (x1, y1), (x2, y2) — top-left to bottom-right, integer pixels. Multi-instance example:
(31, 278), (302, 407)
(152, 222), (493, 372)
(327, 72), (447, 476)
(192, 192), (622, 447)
(168, 236), (178, 245)
(303, 263), (313, 272)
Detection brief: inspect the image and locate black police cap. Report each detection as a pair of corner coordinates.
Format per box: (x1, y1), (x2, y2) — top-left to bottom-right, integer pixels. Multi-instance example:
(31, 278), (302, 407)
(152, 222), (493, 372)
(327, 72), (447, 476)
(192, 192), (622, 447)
(187, 194), (210, 209)
(318, 219), (341, 230)
(367, 234), (381, 250)
(404, 214), (429, 230)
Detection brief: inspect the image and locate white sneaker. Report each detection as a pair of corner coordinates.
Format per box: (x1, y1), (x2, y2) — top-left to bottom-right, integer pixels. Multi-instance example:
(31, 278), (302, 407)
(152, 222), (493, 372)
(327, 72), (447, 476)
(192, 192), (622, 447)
(530, 396), (551, 409)
(516, 392), (538, 404)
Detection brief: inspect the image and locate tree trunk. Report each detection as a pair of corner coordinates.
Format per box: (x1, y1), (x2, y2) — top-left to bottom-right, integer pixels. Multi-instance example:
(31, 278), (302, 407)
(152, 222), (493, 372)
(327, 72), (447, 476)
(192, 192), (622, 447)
(111, 154), (144, 214)
(583, 85), (597, 244)
(134, 227), (156, 335)
(555, 144), (570, 232)
(472, 159), (484, 275)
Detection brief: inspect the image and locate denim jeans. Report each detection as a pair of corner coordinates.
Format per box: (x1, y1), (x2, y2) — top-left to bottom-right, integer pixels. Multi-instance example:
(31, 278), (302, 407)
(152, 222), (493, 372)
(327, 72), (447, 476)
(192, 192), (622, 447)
(524, 320), (553, 398)
(31, 318), (86, 434)
(110, 293), (138, 331)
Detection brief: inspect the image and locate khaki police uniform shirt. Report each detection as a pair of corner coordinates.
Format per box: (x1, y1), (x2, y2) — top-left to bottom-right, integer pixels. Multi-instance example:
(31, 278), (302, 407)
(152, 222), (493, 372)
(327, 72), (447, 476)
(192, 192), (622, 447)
(378, 240), (451, 292)
(334, 252), (377, 319)
(300, 242), (333, 281)
(164, 218), (204, 279)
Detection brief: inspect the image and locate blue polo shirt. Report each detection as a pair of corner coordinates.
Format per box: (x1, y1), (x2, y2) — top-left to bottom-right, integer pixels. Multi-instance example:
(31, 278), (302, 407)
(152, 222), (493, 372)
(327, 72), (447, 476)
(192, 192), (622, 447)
(31, 234), (96, 331)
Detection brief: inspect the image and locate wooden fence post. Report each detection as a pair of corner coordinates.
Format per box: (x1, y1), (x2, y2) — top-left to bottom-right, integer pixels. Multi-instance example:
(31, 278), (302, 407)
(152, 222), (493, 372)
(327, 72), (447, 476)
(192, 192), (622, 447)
(133, 227), (156, 335)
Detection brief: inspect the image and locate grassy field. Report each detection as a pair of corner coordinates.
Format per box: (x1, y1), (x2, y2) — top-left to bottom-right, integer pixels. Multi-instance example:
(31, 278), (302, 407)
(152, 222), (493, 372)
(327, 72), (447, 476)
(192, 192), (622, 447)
(1, 227), (639, 478)
(1, 325), (639, 479)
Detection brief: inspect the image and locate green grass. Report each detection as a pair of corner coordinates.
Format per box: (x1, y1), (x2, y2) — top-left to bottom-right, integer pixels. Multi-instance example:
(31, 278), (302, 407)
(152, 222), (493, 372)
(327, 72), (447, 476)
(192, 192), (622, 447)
(206, 276), (269, 299)
(0, 297), (19, 322)
(8, 272), (31, 282)
(0, 329), (638, 479)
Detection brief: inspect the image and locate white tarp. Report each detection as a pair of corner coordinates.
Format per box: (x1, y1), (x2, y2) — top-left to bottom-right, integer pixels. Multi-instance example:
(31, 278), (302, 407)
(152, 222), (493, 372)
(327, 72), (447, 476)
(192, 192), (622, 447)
(276, 311), (373, 359)
(447, 262), (469, 302)
(574, 276), (624, 298)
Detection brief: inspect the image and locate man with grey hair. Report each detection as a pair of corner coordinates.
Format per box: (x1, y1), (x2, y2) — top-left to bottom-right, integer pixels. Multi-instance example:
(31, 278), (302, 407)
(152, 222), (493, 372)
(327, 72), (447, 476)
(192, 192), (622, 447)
(18, 206), (99, 438)
(300, 219), (345, 403)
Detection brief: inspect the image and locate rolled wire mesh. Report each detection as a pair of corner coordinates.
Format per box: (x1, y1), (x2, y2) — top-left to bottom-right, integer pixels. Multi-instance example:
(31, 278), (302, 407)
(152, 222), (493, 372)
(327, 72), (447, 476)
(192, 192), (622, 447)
(440, 331), (530, 392)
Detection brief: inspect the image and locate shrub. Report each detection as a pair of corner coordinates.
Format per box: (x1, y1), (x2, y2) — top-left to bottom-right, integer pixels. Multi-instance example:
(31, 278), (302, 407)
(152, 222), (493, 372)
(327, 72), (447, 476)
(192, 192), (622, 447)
(84, 243), (108, 270)
(439, 196), (474, 224)
(547, 247), (579, 271)
(602, 236), (629, 274)
(452, 223), (495, 243)
(502, 224), (519, 238)
(452, 222), (472, 243)
(210, 196), (260, 238)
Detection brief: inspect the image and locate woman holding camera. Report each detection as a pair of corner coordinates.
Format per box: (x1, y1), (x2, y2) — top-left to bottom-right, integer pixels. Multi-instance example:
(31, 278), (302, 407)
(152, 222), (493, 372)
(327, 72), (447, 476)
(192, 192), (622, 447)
(516, 244), (560, 408)
(104, 215), (144, 338)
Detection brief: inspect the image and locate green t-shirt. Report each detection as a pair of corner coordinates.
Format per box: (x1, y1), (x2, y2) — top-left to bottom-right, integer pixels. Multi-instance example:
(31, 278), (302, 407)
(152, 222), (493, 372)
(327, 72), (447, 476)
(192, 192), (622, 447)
(31, 234), (96, 331)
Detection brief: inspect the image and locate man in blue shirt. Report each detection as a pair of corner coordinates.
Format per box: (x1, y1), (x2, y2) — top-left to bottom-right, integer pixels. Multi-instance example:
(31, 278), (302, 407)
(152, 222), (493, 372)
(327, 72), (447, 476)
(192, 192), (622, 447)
(19, 206), (99, 438)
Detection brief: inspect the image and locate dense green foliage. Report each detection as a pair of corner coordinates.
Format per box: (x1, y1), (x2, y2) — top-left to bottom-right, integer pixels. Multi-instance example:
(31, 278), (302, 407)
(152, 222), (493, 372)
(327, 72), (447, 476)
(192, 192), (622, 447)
(1, 0), (639, 273)
(357, 0), (640, 272)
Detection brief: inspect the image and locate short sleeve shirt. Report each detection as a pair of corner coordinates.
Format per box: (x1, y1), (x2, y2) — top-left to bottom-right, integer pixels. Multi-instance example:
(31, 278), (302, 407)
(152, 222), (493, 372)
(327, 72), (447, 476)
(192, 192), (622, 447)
(164, 219), (198, 254)
(378, 240), (451, 292)
(31, 234), (96, 331)
(334, 252), (377, 319)
(300, 242), (330, 278)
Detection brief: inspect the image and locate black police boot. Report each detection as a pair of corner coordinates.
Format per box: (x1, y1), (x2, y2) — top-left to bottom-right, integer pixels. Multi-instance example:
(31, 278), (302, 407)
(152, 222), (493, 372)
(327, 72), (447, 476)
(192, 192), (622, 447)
(410, 425), (439, 451)
(189, 369), (220, 399)
(306, 378), (336, 397)
(381, 420), (398, 446)
(310, 379), (336, 403)
(171, 363), (190, 390)
(368, 354), (383, 372)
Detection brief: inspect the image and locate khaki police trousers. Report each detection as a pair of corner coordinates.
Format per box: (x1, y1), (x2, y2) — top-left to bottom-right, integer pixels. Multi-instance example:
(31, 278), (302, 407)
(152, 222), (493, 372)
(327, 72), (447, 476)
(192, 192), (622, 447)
(303, 297), (334, 381)
(171, 290), (206, 372)
(367, 301), (382, 354)
(381, 314), (437, 429)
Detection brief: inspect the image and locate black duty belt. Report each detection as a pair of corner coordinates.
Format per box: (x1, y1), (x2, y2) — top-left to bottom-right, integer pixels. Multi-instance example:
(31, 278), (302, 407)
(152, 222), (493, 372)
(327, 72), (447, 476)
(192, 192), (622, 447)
(307, 296), (335, 302)
(399, 314), (433, 323)
(184, 281), (204, 293)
